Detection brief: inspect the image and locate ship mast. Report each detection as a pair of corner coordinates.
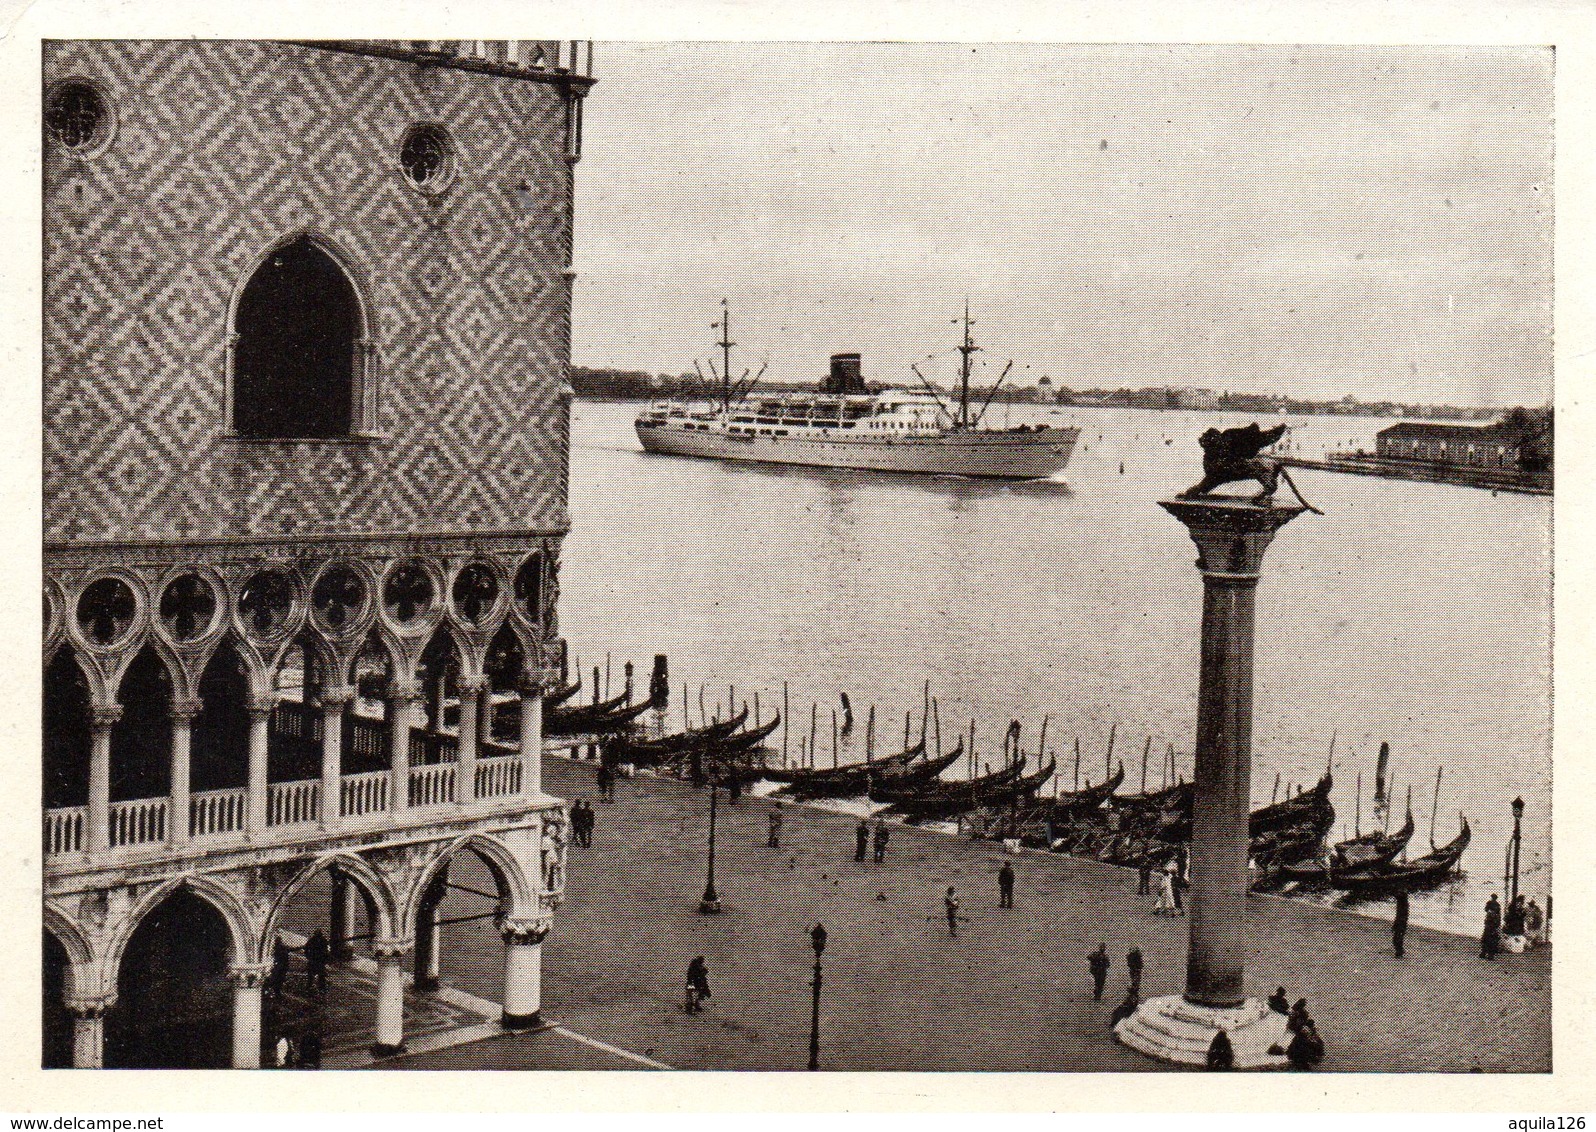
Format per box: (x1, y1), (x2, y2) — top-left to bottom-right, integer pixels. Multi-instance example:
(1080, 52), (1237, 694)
(715, 298), (734, 415)
(956, 300), (980, 430)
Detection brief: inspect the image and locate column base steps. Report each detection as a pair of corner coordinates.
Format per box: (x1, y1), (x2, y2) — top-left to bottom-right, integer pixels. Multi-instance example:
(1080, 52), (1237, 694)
(1115, 994), (1291, 1070)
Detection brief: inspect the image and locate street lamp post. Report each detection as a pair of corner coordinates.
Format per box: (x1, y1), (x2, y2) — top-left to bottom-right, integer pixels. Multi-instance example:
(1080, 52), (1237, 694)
(699, 774), (721, 913)
(1509, 796), (1524, 903)
(808, 923), (827, 1071)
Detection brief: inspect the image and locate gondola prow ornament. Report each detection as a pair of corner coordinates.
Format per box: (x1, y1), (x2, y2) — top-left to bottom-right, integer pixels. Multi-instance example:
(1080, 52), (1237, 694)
(1179, 422), (1324, 515)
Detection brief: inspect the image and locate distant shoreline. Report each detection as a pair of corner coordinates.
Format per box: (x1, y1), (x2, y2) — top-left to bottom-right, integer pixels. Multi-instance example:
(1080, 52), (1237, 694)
(1281, 454), (1552, 497)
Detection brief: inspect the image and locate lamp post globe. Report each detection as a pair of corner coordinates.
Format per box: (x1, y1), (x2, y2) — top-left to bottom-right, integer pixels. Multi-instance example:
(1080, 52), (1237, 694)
(808, 922), (826, 1070)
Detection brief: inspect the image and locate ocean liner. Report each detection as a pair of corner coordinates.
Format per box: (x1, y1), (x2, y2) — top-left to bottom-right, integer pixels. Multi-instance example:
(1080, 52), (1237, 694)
(635, 303), (1079, 481)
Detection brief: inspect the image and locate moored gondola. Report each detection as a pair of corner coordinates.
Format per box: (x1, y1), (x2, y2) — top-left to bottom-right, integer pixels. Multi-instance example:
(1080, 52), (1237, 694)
(764, 739), (925, 787)
(1329, 817), (1471, 893)
(1273, 808), (1416, 885)
(885, 756), (1038, 821)
(546, 695), (654, 736)
(1036, 763), (1126, 823)
(607, 708), (751, 766)
(1248, 772), (1334, 837)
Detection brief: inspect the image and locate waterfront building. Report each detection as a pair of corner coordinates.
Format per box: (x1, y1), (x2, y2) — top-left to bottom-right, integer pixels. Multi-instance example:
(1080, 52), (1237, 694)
(1375, 420), (1524, 470)
(42, 39), (592, 1068)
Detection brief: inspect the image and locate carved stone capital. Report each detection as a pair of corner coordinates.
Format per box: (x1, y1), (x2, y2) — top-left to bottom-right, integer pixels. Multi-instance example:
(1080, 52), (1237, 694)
(456, 674), (490, 695)
(387, 681), (423, 706)
(228, 964), (271, 989)
(320, 684), (356, 709)
(371, 938), (414, 964)
(90, 704), (124, 729)
(1159, 497), (1305, 581)
(65, 992), (118, 1019)
(245, 697), (277, 719)
(169, 698), (204, 724)
(500, 917), (551, 946)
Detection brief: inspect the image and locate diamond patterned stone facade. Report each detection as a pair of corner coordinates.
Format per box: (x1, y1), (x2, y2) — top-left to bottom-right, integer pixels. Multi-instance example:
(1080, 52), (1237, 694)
(43, 40), (579, 547)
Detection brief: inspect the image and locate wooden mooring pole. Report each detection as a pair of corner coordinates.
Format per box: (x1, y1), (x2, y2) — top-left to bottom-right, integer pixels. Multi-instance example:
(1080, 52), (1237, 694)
(1140, 735), (1151, 794)
(782, 682), (790, 767)
(866, 705), (875, 763)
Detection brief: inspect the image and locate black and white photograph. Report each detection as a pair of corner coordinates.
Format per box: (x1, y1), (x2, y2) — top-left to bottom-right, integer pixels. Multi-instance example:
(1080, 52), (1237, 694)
(15, 0), (1586, 1117)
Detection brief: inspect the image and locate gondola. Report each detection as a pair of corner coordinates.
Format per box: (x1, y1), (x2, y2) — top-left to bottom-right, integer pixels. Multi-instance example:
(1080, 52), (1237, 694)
(1113, 779), (1193, 818)
(1329, 817), (1471, 893)
(1250, 802), (1336, 869)
(544, 678), (583, 709)
(865, 742), (964, 800)
(1248, 773), (1334, 838)
(546, 695), (654, 736)
(885, 757), (1039, 821)
(1035, 764), (1126, 823)
(706, 711), (782, 753)
(1273, 809), (1415, 885)
(606, 708), (750, 766)
(764, 739), (925, 786)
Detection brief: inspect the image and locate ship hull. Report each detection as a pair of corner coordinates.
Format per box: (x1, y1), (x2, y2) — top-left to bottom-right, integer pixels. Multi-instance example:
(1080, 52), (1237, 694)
(636, 422), (1078, 480)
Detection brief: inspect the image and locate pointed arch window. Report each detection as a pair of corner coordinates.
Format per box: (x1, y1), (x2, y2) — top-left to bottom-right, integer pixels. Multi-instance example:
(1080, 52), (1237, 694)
(230, 236), (372, 439)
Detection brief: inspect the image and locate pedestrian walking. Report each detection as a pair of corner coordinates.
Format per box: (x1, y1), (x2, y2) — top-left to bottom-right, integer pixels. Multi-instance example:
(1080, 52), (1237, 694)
(1137, 860), (1152, 896)
(1392, 890), (1409, 958)
(684, 956), (711, 1014)
(767, 803), (783, 849)
(1126, 946), (1143, 995)
(1172, 867), (1186, 914)
(854, 820), (870, 862)
(944, 886), (961, 937)
(595, 761), (615, 803)
(998, 861), (1015, 909)
(305, 928), (329, 995)
(1481, 894), (1502, 959)
(1088, 944), (1111, 1001)
(873, 820), (890, 863)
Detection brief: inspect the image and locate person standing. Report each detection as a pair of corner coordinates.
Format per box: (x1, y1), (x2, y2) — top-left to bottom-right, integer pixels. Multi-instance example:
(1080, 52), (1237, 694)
(1153, 868), (1176, 915)
(1172, 865), (1186, 914)
(944, 886), (961, 937)
(596, 761), (615, 804)
(1525, 898), (1546, 947)
(1505, 894), (1526, 940)
(998, 861), (1015, 909)
(1137, 860), (1153, 896)
(685, 956), (711, 1014)
(305, 929), (330, 996)
(873, 820), (891, 863)
(268, 936), (291, 999)
(767, 803), (783, 849)
(1392, 890), (1409, 958)
(1481, 894), (1502, 960)
(1126, 946), (1143, 996)
(1088, 944), (1111, 1002)
(854, 820), (870, 862)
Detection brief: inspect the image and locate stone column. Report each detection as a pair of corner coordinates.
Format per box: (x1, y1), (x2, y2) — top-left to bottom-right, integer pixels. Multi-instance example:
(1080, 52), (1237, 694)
(229, 964), (269, 1069)
(66, 993), (116, 1069)
(500, 918), (549, 1029)
(87, 704), (121, 854)
(388, 683), (420, 815)
(167, 699), (201, 847)
(478, 686), (495, 747)
(320, 685), (353, 829)
(245, 697), (272, 835)
(329, 871), (357, 961)
(370, 939), (411, 1057)
(455, 675), (484, 805)
(1115, 496), (1304, 1069)
(519, 676), (544, 797)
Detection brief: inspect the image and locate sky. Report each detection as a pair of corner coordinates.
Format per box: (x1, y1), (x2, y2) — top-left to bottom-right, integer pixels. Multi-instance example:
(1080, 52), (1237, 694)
(571, 43), (1553, 407)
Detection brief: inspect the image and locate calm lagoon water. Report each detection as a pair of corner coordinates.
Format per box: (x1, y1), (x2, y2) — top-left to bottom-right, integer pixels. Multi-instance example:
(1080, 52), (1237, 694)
(562, 399), (1552, 935)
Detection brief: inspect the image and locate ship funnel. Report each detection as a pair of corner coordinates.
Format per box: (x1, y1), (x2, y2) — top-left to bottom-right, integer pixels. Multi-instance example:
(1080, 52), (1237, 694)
(824, 352), (866, 394)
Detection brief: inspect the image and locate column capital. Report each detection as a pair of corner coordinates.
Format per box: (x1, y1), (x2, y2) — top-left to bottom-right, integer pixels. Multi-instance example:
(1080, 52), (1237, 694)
(1159, 497), (1305, 580)
(500, 917), (551, 946)
(91, 704), (124, 728)
(387, 681), (424, 706)
(457, 674), (491, 695)
(320, 684), (356, 709)
(169, 698), (204, 724)
(245, 696), (277, 719)
(519, 666), (561, 696)
(227, 963), (271, 988)
(372, 937), (414, 964)
(65, 992), (118, 1018)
